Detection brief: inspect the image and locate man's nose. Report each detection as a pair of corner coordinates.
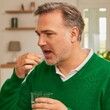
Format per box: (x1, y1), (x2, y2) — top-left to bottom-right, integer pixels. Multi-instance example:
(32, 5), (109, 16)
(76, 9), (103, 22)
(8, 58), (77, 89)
(37, 35), (47, 46)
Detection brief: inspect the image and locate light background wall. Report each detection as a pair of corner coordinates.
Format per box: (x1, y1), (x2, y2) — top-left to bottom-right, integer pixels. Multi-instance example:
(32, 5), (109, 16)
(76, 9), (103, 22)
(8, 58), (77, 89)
(0, 0), (77, 64)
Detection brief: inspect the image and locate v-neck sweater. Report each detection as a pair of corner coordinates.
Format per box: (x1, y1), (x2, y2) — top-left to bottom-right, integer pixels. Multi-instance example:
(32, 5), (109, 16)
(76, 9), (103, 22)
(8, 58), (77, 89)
(0, 53), (110, 110)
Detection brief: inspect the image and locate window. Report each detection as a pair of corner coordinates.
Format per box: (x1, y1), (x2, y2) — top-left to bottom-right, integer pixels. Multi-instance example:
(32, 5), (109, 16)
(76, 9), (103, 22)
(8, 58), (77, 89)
(83, 8), (107, 52)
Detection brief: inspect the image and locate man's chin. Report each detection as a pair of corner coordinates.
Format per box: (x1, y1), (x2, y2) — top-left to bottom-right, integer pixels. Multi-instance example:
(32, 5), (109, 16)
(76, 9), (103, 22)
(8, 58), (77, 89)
(45, 59), (57, 66)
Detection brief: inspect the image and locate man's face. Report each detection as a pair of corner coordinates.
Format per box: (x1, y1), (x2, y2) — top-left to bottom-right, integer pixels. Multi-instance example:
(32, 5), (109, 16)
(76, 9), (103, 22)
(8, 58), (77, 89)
(35, 10), (73, 65)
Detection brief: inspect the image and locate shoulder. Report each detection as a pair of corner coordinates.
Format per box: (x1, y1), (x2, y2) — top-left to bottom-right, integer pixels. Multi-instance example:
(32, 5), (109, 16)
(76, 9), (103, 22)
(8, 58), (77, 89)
(92, 53), (110, 67)
(89, 53), (110, 78)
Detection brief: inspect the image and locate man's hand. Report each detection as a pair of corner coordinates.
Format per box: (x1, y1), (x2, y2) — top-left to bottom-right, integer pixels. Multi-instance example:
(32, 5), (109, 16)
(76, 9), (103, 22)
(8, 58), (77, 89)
(32, 97), (68, 110)
(15, 53), (42, 78)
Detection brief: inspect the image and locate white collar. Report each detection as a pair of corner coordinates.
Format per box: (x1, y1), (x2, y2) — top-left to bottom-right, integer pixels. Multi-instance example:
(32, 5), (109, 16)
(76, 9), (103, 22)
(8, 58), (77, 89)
(55, 49), (93, 81)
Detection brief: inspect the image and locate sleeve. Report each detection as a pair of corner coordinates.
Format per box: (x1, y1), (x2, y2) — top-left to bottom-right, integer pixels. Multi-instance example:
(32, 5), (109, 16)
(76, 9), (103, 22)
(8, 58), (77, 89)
(101, 77), (110, 110)
(0, 70), (32, 110)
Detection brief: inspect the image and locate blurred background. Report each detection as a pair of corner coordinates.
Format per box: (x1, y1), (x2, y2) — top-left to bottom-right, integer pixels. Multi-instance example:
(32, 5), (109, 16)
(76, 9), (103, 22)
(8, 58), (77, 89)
(0, 0), (110, 64)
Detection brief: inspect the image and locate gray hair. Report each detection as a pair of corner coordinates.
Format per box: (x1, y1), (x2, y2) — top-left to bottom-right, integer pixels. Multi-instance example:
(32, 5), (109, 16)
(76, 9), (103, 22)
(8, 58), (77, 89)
(35, 2), (85, 41)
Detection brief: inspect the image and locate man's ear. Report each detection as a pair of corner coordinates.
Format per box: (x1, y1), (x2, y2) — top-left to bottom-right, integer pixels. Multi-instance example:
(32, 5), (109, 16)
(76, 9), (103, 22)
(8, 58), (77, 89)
(71, 26), (79, 42)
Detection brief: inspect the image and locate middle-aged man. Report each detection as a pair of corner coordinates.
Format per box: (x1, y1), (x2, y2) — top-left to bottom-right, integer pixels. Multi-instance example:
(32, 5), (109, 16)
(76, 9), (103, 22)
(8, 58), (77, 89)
(0, 2), (110, 110)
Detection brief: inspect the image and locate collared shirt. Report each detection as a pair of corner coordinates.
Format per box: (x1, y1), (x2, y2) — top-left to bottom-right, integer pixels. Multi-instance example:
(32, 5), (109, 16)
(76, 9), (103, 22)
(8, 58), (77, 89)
(55, 49), (93, 81)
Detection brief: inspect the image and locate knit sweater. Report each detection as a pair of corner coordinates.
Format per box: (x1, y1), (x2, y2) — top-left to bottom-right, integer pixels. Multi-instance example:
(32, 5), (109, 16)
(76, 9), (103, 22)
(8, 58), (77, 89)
(0, 53), (110, 110)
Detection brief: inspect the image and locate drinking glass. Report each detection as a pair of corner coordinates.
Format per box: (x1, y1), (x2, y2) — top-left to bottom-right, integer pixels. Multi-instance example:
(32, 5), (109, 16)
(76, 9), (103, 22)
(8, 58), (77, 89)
(31, 91), (53, 104)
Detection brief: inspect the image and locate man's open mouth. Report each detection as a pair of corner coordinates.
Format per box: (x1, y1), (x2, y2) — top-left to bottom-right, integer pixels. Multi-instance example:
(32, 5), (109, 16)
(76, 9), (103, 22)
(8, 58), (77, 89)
(43, 50), (53, 58)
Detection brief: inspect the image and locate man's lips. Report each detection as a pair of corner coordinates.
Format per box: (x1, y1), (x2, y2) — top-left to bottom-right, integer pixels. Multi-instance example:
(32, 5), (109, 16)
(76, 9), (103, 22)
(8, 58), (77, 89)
(42, 49), (53, 58)
(43, 50), (51, 54)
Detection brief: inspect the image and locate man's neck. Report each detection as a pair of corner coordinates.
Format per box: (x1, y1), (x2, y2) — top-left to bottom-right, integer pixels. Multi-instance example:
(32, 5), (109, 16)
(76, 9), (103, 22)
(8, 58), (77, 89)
(56, 48), (90, 76)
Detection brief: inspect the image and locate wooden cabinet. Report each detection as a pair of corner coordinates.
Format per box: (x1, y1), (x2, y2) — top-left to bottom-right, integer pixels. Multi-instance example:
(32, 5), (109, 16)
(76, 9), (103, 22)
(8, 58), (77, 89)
(5, 10), (35, 31)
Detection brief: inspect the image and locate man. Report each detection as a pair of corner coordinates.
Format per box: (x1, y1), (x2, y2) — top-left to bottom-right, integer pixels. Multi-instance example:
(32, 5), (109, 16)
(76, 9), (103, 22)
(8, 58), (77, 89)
(0, 2), (110, 110)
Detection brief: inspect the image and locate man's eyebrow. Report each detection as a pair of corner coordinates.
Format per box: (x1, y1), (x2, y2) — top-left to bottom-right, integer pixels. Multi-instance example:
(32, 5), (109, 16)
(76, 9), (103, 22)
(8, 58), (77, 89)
(35, 30), (55, 34)
(35, 30), (40, 36)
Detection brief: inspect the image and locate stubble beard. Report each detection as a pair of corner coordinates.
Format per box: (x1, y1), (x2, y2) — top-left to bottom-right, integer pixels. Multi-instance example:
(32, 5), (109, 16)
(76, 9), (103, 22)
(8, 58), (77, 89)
(44, 51), (70, 66)
(44, 57), (59, 66)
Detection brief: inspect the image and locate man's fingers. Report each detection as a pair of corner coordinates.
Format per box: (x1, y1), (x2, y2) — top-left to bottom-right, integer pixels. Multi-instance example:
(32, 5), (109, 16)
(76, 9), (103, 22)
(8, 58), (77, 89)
(32, 98), (67, 110)
(15, 53), (43, 78)
(23, 53), (42, 62)
(21, 59), (40, 66)
(35, 97), (56, 104)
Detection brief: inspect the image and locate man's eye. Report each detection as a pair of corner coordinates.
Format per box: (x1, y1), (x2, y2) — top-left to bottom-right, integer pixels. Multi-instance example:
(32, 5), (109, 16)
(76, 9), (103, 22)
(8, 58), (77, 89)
(46, 33), (54, 36)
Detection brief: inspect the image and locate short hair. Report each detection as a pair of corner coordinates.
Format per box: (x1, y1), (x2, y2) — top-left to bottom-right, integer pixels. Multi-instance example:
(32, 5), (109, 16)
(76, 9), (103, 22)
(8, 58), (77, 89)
(35, 2), (85, 41)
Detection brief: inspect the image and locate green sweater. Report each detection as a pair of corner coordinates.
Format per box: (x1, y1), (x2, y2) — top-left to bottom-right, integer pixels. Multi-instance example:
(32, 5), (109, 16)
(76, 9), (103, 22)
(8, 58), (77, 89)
(0, 53), (110, 110)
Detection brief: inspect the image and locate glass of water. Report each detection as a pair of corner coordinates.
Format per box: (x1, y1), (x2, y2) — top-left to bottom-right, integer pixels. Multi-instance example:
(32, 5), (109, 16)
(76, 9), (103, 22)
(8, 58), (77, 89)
(31, 91), (53, 104)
